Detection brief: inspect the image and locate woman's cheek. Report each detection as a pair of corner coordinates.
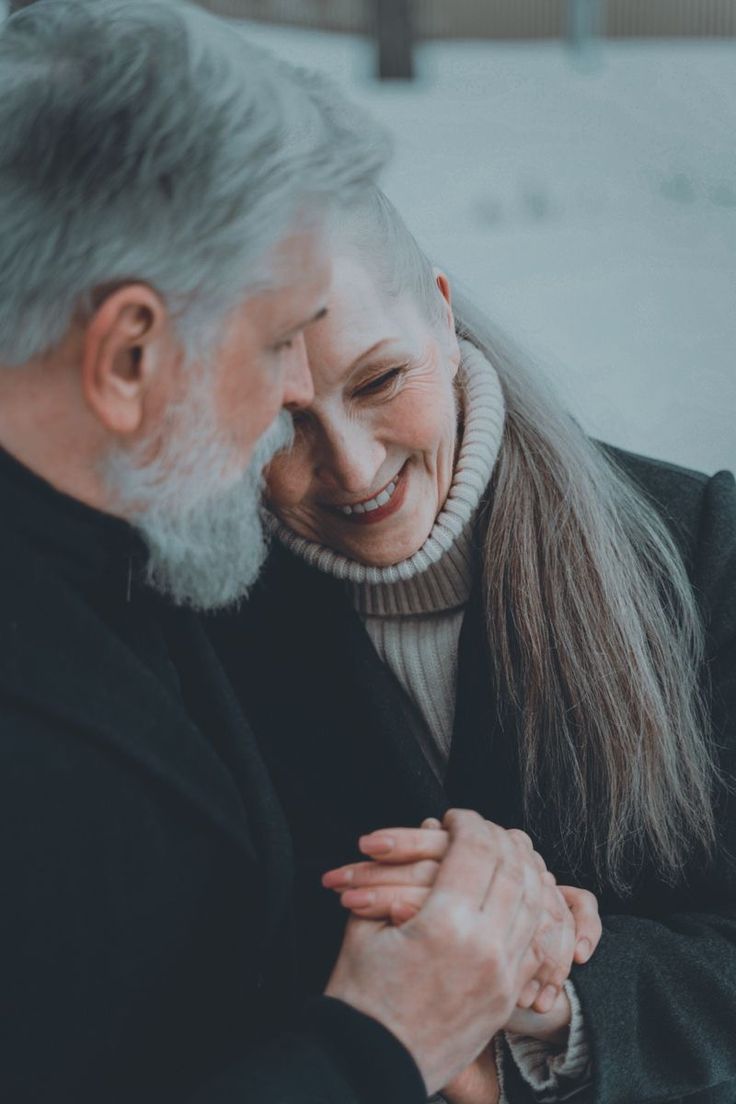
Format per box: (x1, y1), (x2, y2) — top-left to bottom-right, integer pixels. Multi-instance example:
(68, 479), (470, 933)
(265, 455), (310, 511)
(390, 388), (454, 453)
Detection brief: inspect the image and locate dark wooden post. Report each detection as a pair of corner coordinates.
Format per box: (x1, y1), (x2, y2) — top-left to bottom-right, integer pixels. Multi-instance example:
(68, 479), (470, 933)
(568, 0), (605, 47)
(374, 0), (415, 81)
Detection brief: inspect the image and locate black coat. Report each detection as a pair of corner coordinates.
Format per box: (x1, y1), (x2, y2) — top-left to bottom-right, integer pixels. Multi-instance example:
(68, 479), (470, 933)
(0, 449), (425, 1104)
(211, 448), (736, 1104)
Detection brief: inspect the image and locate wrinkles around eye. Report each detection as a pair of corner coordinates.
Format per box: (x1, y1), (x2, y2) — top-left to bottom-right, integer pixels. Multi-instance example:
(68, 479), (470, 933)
(355, 364), (407, 398)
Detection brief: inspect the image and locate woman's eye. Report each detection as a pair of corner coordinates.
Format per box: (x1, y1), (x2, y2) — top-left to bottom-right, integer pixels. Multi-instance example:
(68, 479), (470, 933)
(358, 367), (404, 396)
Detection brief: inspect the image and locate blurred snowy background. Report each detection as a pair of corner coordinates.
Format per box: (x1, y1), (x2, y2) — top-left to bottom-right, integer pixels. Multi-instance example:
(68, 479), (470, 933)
(233, 19), (736, 474)
(2, 0), (733, 472)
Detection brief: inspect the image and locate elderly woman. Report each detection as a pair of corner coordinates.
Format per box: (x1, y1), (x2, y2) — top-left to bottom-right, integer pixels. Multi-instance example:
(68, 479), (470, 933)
(211, 189), (736, 1104)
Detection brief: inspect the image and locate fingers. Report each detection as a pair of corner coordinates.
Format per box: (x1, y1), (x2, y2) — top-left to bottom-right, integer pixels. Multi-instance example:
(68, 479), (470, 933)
(482, 826), (544, 919)
(516, 943), (564, 1015)
(356, 822), (550, 884)
(486, 837), (544, 952)
(507, 828), (534, 854)
(514, 882), (576, 1013)
(532, 982), (565, 1015)
(419, 809), (505, 916)
(358, 826), (449, 864)
(558, 885), (602, 964)
(353, 813), (548, 950)
(339, 884), (430, 921)
(323, 858), (439, 891)
(517, 978), (543, 1009)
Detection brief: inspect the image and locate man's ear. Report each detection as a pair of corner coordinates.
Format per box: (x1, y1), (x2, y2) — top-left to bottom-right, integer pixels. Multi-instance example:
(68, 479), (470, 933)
(81, 284), (171, 436)
(433, 267), (461, 377)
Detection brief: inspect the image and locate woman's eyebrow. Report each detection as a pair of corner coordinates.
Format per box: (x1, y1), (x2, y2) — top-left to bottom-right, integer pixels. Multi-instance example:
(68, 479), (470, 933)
(349, 338), (395, 372)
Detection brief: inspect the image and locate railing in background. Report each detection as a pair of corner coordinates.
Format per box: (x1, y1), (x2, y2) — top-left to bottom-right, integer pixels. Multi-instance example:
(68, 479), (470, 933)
(197, 0), (736, 38)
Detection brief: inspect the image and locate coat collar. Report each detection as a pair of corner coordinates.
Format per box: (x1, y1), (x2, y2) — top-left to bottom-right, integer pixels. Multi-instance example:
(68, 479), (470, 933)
(445, 570), (525, 827)
(0, 443), (146, 600)
(245, 543), (526, 834)
(0, 536), (259, 857)
(232, 545), (448, 834)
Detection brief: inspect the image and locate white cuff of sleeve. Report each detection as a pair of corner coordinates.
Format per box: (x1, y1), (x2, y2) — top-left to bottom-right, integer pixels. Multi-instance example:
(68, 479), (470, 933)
(503, 981), (591, 1100)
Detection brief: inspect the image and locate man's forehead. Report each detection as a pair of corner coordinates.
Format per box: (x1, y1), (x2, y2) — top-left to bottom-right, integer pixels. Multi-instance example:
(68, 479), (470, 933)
(268, 222), (331, 278)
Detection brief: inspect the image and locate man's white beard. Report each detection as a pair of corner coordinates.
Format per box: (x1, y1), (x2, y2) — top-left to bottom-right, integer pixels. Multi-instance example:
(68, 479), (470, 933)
(104, 376), (293, 611)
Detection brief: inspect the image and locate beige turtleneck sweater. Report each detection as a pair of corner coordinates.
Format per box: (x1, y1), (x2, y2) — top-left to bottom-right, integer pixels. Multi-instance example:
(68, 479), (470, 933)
(271, 340), (503, 775)
(270, 340), (590, 1101)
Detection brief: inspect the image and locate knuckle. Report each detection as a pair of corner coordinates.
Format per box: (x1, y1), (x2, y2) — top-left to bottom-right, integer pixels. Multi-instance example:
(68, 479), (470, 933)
(524, 865), (544, 900)
(508, 829), (534, 852)
(413, 859), (439, 884)
(356, 862), (380, 884)
(444, 807), (479, 830)
(529, 944), (546, 974)
(583, 890), (601, 914)
(452, 809), (489, 840)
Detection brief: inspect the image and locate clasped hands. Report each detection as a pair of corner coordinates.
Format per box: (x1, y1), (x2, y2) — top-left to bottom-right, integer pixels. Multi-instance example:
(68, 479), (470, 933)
(323, 811), (601, 1103)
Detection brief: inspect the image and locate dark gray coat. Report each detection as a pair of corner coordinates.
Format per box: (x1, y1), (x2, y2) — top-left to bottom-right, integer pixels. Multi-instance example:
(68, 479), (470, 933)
(213, 448), (736, 1104)
(0, 447), (425, 1104)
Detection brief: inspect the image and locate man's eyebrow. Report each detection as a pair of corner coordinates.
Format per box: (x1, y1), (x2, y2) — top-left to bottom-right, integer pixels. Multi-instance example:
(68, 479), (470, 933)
(284, 306), (328, 338)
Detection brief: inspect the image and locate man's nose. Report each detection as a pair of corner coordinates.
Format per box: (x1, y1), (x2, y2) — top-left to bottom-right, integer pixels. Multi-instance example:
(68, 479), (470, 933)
(282, 334), (314, 411)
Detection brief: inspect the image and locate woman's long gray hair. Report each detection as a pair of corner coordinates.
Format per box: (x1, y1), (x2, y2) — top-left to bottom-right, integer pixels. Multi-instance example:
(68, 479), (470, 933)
(344, 189), (719, 895)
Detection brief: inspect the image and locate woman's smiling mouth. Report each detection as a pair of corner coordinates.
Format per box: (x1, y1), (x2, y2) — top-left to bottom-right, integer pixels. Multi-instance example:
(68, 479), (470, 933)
(332, 463), (409, 526)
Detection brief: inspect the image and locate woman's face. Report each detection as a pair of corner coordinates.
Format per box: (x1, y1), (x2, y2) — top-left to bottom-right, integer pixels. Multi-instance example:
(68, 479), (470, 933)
(266, 253), (461, 566)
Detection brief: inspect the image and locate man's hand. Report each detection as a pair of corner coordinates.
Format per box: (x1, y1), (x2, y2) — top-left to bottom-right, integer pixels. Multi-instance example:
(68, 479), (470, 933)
(323, 810), (547, 1095)
(323, 820), (601, 1017)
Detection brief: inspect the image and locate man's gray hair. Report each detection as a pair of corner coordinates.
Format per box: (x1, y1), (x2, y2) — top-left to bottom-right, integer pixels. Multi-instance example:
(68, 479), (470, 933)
(0, 0), (389, 365)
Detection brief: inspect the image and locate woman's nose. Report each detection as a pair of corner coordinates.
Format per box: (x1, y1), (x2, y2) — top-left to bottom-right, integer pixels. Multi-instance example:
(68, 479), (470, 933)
(316, 421), (386, 497)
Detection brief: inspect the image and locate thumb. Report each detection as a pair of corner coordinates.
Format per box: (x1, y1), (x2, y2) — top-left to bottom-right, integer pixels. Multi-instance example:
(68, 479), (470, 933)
(558, 886), (602, 963)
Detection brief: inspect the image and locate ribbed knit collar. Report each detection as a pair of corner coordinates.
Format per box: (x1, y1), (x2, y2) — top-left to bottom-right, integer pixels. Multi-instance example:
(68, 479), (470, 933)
(268, 340), (505, 616)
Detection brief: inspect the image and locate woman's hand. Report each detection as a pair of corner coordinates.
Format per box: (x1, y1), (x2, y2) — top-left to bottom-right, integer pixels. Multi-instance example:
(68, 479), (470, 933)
(441, 1042), (499, 1104)
(322, 819), (602, 1018)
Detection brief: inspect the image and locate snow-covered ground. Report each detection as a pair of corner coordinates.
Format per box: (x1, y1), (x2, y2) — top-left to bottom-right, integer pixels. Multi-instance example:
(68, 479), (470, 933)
(237, 22), (736, 475)
(2, 1), (733, 471)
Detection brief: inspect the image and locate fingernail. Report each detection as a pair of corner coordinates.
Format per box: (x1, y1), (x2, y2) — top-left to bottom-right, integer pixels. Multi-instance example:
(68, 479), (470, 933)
(341, 889), (375, 909)
(523, 980), (541, 1006)
(321, 868), (353, 889)
(359, 835), (394, 856)
(577, 938), (592, 962)
(538, 985), (558, 1012)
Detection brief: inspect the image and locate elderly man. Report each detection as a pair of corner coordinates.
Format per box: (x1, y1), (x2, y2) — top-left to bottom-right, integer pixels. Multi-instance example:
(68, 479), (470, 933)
(0, 2), (555, 1102)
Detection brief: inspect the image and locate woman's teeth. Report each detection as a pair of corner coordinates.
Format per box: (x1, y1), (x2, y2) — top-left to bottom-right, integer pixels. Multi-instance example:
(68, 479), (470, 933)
(340, 479), (398, 516)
